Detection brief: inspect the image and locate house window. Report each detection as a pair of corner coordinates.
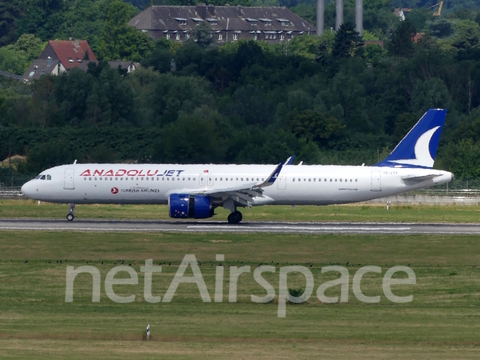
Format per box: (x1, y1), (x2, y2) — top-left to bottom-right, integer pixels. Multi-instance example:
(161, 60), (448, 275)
(166, 33), (170, 40)
(280, 34), (284, 41)
(176, 33), (180, 41)
(175, 18), (188, 26)
(68, 58), (74, 63)
(218, 33), (223, 41)
(233, 33), (238, 41)
(186, 33), (190, 39)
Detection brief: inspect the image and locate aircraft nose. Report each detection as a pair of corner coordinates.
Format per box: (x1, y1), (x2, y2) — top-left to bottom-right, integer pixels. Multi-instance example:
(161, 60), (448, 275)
(21, 180), (35, 198)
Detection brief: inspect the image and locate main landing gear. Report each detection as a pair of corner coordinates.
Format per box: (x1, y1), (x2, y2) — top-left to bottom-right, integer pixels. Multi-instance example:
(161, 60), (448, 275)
(227, 211), (243, 225)
(66, 203), (75, 221)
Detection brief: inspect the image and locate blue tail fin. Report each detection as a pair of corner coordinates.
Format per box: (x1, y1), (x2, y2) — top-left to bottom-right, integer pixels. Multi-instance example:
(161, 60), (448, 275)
(375, 109), (447, 168)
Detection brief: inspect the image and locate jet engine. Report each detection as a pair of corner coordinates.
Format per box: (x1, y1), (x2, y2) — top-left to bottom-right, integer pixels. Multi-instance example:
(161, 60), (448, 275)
(168, 194), (214, 219)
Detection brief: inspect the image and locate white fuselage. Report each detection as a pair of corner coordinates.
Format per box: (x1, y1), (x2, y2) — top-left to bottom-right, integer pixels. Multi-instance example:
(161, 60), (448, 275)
(21, 164), (453, 206)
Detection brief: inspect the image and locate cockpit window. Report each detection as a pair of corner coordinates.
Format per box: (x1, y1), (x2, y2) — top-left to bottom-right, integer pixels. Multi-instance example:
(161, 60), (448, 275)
(47, 175), (51, 180)
(35, 175), (41, 179)
(40, 175), (46, 180)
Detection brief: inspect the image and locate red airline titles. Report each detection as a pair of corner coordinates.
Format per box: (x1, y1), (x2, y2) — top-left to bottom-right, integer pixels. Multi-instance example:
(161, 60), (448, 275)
(79, 169), (185, 177)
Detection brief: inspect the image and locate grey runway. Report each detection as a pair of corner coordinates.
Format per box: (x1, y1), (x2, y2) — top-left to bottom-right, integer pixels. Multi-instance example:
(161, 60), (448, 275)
(1, 219), (480, 234)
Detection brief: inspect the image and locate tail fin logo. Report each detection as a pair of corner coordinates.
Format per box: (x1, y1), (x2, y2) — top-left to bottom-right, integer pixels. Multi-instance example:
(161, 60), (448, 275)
(390, 126), (440, 168)
(375, 109), (447, 169)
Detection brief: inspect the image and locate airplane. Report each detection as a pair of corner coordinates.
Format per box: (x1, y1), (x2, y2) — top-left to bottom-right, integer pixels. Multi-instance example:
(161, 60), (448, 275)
(21, 109), (453, 224)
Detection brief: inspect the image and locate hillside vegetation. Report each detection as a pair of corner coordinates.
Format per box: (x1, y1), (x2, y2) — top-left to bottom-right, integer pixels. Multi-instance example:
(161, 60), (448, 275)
(1, 1), (480, 185)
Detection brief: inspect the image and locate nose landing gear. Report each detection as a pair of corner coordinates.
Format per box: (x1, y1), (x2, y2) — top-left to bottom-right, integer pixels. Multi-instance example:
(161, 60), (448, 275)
(66, 203), (75, 221)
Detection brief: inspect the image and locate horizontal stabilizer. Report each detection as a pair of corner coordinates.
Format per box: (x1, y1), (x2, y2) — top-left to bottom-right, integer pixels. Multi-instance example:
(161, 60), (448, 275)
(401, 174), (440, 182)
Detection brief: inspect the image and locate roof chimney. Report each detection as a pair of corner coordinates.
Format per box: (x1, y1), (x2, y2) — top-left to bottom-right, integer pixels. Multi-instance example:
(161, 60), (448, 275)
(196, 3), (207, 19)
(207, 4), (215, 15)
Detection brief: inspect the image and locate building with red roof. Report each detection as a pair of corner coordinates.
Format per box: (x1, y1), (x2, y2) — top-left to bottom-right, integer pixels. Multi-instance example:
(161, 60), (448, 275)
(38, 40), (97, 71)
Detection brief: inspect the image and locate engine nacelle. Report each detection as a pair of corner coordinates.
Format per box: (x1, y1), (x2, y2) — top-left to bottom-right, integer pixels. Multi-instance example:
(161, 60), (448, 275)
(168, 194), (214, 219)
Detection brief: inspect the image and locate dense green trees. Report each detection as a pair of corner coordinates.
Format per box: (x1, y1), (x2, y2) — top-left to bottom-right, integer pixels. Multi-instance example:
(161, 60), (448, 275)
(3, 1), (480, 185)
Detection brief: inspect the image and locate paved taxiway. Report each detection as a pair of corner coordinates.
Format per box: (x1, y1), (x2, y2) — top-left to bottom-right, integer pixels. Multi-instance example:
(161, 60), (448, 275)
(1, 219), (480, 234)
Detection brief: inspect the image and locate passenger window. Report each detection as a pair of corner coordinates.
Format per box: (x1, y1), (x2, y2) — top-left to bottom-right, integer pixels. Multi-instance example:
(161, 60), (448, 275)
(293, 178), (295, 182)
(84, 178), (87, 181)
(241, 178), (244, 181)
(226, 178), (228, 181)
(257, 178), (259, 181)
(355, 179), (358, 182)
(314, 178), (316, 182)
(330, 179), (332, 182)
(188, 177), (191, 181)
(340, 179), (342, 182)
(309, 179), (311, 182)
(193, 178), (196, 181)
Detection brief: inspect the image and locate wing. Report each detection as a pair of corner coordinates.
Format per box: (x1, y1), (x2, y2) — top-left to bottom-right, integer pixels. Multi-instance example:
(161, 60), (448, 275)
(167, 158), (291, 207)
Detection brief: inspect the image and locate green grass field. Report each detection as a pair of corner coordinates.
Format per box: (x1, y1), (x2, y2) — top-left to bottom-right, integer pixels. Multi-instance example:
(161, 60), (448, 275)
(1, 231), (480, 358)
(2, 199), (480, 223)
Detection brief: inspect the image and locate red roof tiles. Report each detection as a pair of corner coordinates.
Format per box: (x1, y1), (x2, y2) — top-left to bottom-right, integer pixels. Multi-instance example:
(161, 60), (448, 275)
(40, 40), (98, 70)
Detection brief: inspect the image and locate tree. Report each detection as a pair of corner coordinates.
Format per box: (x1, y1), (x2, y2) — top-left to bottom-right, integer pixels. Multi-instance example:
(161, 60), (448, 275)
(153, 106), (227, 163)
(0, 34), (45, 75)
(285, 109), (344, 144)
(332, 23), (364, 59)
(0, 1), (23, 46)
(192, 21), (214, 48)
(388, 19), (416, 57)
(97, 0), (154, 61)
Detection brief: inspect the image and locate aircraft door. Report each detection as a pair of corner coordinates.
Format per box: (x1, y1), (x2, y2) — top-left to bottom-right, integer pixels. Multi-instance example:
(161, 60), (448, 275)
(277, 176), (287, 190)
(371, 171), (381, 192)
(64, 169), (75, 190)
(199, 174), (205, 186)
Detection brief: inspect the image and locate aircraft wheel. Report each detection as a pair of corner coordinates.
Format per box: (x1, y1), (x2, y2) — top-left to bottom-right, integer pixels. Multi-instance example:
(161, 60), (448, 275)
(66, 214), (74, 221)
(228, 212), (241, 225)
(236, 211), (243, 222)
